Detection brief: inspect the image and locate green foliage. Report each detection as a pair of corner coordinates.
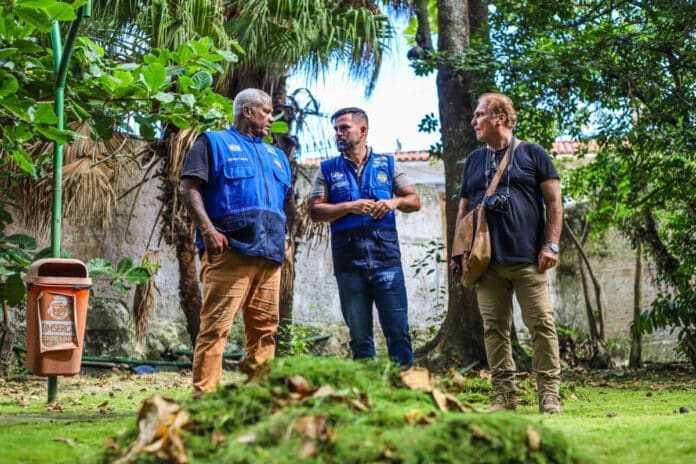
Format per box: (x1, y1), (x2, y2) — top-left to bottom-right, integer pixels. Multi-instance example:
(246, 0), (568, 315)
(277, 323), (317, 355)
(0, 1), (239, 309)
(484, 0), (696, 355)
(410, 240), (447, 318)
(87, 257), (160, 293)
(69, 36), (238, 139)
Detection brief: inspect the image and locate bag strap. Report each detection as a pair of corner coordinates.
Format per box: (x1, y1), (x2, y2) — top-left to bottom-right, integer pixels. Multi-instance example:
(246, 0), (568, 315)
(485, 137), (520, 197)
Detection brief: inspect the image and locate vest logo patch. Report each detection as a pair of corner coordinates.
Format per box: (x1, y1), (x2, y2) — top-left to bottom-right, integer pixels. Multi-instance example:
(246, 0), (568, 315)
(228, 144), (242, 151)
(331, 172), (345, 180)
(376, 171), (389, 184)
(227, 157), (249, 162)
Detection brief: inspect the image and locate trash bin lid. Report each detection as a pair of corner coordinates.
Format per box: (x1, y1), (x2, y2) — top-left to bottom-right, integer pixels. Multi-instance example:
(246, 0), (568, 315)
(24, 258), (92, 286)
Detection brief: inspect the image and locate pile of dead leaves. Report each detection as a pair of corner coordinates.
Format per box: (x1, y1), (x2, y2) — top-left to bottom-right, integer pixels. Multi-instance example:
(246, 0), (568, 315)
(98, 356), (586, 463)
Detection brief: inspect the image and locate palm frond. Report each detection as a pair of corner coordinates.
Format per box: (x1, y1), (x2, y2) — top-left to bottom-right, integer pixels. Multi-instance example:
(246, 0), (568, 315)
(227, 0), (393, 95)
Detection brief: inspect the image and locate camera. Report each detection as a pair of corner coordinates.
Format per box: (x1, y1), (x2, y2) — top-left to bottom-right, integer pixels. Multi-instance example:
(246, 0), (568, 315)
(484, 192), (510, 214)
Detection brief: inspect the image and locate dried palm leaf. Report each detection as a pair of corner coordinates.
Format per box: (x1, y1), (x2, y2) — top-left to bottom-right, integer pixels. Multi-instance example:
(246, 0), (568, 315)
(133, 250), (160, 343)
(17, 156), (116, 237)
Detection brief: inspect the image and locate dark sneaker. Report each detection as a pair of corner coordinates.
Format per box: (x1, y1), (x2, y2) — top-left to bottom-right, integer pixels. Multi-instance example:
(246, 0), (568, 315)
(484, 392), (518, 412)
(539, 394), (562, 414)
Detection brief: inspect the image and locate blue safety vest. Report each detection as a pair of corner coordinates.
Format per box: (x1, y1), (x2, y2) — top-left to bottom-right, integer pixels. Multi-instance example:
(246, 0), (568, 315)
(197, 126), (291, 264)
(320, 153), (402, 273)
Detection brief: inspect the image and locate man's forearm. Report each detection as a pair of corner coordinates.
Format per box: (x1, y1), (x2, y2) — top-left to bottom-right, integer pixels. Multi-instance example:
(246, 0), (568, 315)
(310, 201), (354, 223)
(545, 202), (563, 244)
(395, 193), (421, 213)
(181, 188), (214, 231)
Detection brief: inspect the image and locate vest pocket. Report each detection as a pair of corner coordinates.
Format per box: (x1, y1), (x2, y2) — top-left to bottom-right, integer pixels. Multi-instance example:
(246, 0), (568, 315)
(272, 163), (291, 187)
(223, 162), (255, 179)
(370, 186), (392, 201)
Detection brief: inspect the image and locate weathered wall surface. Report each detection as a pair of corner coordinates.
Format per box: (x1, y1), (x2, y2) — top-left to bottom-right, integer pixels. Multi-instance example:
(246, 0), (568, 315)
(10, 163), (677, 362)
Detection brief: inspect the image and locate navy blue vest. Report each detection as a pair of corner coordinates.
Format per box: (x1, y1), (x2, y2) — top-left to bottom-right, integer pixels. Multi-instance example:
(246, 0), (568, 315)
(320, 153), (402, 273)
(198, 127), (291, 264)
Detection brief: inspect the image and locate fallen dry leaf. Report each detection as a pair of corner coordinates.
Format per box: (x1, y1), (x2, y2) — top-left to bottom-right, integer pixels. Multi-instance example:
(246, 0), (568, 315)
(292, 415), (327, 440)
(449, 369), (467, 391)
(400, 366), (432, 390)
(114, 395), (191, 464)
(432, 389), (448, 412)
(650, 384), (665, 391)
(568, 394), (579, 401)
(606, 412), (618, 417)
(287, 375), (311, 394)
(312, 385), (335, 398)
(298, 440), (318, 459)
(478, 370), (491, 381)
(211, 430), (226, 446)
(526, 425), (541, 452)
(235, 432), (256, 444)
(53, 437), (76, 447)
(46, 404), (62, 412)
(470, 425), (490, 441)
(98, 400), (109, 408)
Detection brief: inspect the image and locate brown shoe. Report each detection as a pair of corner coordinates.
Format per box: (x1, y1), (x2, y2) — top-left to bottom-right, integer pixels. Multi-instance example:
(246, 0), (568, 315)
(539, 394), (562, 414)
(484, 392), (518, 412)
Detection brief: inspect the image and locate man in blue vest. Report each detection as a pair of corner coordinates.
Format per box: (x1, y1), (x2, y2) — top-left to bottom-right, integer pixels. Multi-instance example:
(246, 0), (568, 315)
(179, 88), (294, 394)
(310, 107), (421, 367)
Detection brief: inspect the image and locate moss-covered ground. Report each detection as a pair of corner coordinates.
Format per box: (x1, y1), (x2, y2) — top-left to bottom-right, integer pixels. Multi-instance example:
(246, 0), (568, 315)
(0, 357), (694, 463)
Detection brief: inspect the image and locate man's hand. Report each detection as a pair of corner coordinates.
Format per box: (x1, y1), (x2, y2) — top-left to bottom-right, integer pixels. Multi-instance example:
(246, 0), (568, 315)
(537, 246), (558, 273)
(351, 199), (376, 215)
(204, 230), (228, 256)
(370, 199), (397, 219)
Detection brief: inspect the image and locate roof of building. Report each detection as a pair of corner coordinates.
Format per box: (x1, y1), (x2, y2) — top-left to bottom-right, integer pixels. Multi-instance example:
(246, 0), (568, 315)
(299, 140), (597, 166)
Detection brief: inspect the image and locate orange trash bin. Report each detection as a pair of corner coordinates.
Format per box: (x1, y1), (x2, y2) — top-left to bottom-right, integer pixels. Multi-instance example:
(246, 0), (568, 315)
(24, 258), (92, 376)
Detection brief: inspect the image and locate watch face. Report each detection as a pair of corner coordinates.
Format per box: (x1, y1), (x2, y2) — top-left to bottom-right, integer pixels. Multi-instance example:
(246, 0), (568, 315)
(544, 243), (559, 253)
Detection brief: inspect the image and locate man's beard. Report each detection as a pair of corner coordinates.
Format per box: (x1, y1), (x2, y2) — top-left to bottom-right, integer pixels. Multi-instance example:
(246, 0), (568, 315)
(336, 138), (355, 153)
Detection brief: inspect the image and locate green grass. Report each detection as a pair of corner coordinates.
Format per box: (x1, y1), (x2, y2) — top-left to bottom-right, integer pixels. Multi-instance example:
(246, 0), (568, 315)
(0, 359), (694, 463)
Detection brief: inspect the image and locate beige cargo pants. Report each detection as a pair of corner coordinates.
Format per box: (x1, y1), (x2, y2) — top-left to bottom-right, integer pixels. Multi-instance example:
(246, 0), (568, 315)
(477, 262), (561, 396)
(192, 248), (281, 394)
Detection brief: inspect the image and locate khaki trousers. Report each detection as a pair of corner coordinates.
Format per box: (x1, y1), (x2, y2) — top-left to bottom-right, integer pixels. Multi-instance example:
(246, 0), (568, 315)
(192, 248), (281, 393)
(477, 263), (561, 396)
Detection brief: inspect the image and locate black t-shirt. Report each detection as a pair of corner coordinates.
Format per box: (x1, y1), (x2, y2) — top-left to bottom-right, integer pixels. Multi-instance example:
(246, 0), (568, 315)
(459, 141), (559, 263)
(181, 135), (212, 181)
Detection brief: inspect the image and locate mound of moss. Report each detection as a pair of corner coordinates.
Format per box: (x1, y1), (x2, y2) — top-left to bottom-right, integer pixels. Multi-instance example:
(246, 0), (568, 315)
(100, 356), (590, 463)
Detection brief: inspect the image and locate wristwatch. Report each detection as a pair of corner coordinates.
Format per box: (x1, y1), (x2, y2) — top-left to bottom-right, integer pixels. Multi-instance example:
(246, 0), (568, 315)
(544, 242), (559, 254)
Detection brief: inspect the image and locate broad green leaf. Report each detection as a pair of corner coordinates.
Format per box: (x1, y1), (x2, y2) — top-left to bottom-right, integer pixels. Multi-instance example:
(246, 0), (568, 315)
(1, 273), (26, 306)
(35, 125), (69, 144)
(153, 92), (175, 103)
(0, 48), (18, 59)
(116, 257), (134, 275)
(217, 50), (239, 63)
(46, 3), (77, 21)
(180, 93), (195, 109)
(169, 115), (189, 129)
(15, 7), (51, 32)
(0, 73), (19, 97)
(191, 70), (213, 91)
(271, 121), (289, 134)
(11, 149), (37, 177)
(5, 234), (37, 250)
(139, 62), (167, 92)
(31, 103), (58, 124)
(86, 258), (113, 277)
(126, 267), (151, 284)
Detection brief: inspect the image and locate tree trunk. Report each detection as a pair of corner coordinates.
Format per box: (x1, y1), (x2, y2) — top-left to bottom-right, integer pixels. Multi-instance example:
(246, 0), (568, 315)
(1, 301), (14, 377)
(629, 244), (643, 368)
(417, 0), (489, 370)
(176, 230), (202, 347)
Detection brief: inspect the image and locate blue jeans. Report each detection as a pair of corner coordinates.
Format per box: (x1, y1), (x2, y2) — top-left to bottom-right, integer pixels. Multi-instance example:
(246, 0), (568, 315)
(335, 266), (413, 367)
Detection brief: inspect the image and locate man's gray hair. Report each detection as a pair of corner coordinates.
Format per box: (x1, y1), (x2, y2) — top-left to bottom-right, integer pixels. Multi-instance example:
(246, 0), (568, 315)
(233, 88), (271, 121)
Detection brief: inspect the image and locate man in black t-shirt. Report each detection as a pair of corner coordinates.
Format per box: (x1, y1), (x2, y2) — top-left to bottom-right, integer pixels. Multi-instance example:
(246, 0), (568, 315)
(455, 93), (563, 414)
